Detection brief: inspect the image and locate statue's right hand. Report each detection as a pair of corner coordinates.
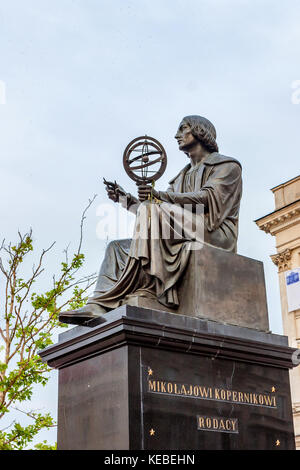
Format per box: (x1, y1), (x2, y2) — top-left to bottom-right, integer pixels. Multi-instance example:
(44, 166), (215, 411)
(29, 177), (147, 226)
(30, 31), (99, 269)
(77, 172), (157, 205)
(106, 188), (118, 202)
(103, 179), (127, 203)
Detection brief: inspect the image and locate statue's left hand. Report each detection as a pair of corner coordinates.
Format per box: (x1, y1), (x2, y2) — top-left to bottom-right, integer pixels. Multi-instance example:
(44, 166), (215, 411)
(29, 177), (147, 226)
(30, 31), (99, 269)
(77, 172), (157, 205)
(138, 185), (159, 202)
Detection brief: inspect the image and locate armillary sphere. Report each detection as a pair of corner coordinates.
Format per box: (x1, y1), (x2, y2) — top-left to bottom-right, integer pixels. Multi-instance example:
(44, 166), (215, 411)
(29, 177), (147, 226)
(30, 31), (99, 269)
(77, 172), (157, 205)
(123, 135), (167, 185)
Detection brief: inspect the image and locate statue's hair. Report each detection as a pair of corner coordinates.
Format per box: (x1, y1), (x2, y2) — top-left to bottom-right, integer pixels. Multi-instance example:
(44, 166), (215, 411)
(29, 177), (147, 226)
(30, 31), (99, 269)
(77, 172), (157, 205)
(182, 115), (219, 153)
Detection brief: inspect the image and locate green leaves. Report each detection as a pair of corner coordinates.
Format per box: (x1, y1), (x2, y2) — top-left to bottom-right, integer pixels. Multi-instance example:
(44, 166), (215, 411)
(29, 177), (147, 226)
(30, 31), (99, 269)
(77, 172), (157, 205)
(34, 440), (57, 450)
(0, 413), (55, 450)
(68, 285), (88, 310)
(0, 221), (97, 450)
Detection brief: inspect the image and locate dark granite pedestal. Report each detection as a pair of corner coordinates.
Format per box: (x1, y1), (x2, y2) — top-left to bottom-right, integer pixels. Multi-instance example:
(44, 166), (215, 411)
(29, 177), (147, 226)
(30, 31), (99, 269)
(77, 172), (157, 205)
(40, 306), (297, 450)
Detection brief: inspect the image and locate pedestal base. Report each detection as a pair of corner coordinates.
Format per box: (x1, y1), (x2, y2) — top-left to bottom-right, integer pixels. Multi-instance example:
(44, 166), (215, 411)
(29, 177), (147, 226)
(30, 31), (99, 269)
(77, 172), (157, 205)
(40, 306), (296, 450)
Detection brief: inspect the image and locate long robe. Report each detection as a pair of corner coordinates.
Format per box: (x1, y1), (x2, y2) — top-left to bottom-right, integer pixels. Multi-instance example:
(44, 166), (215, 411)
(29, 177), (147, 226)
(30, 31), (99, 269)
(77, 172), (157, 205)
(88, 152), (242, 310)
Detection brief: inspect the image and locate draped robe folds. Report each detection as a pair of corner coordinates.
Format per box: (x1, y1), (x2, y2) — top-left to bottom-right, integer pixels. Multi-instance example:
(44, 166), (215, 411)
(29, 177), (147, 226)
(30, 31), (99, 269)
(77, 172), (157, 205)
(88, 152), (242, 310)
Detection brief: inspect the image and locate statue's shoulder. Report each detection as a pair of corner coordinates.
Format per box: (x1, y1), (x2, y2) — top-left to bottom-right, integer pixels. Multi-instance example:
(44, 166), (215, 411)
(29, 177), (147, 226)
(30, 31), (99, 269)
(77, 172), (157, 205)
(168, 153), (242, 185)
(168, 164), (191, 185)
(204, 152), (242, 169)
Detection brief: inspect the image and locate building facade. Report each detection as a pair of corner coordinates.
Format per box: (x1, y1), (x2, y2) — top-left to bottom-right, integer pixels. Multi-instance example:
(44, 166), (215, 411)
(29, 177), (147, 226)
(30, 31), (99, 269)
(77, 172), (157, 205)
(255, 175), (300, 449)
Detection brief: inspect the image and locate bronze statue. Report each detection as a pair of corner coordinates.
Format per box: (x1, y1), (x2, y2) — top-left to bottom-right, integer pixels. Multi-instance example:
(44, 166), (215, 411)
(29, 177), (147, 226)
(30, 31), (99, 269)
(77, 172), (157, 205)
(59, 115), (242, 325)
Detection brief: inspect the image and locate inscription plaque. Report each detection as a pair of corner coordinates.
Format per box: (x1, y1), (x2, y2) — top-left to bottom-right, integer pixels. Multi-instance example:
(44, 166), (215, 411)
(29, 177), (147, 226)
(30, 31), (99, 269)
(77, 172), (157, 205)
(147, 378), (277, 408)
(138, 347), (295, 450)
(197, 416), (239, 433)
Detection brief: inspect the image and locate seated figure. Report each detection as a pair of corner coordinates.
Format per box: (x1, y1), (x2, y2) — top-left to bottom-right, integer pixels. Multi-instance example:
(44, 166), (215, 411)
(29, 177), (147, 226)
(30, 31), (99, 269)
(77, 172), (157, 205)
(59, 115), (242, 325)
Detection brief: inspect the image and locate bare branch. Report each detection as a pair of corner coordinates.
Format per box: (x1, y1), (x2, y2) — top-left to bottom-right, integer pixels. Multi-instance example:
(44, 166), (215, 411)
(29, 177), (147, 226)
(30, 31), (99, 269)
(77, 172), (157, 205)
(0, 419), (16, 433)
(77, 194), (97, 255)
(12, 406), (56, 427)
(63, 243), (71, 265)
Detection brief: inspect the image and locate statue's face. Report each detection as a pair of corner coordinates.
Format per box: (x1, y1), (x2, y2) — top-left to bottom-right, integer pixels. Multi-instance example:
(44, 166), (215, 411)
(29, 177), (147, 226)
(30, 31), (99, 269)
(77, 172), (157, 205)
(175, 121), (198, 152)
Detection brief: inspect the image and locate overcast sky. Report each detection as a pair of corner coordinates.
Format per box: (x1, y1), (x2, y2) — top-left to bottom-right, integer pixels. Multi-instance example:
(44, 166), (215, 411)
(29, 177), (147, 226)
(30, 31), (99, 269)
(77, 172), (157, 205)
(1, 0), (300, 447)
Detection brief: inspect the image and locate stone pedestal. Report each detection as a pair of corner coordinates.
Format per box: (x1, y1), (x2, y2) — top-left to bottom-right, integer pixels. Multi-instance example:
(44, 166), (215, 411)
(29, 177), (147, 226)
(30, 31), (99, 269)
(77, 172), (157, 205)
(40, 306), (296, 450)
(123, 245), (269, 332)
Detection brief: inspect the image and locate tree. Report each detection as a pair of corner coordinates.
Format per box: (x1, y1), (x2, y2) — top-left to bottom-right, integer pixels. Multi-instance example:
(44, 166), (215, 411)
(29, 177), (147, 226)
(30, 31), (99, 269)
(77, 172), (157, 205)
(0, 197), (97, 450)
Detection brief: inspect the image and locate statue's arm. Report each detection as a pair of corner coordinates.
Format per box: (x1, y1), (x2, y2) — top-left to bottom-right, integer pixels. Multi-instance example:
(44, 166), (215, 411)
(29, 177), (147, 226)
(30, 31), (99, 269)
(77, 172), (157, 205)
(156, 189), (208, 205)
(156, 162), (242, 224)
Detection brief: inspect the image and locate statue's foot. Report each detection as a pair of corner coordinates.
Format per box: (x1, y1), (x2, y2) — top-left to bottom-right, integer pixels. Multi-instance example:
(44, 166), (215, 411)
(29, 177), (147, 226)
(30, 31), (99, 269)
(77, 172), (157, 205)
(59, 304), (108, 326)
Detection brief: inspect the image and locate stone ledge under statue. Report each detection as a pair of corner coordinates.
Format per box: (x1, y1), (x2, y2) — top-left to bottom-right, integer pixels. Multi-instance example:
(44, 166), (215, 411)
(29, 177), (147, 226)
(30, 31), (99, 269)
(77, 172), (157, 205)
(120, 243), (269, 332)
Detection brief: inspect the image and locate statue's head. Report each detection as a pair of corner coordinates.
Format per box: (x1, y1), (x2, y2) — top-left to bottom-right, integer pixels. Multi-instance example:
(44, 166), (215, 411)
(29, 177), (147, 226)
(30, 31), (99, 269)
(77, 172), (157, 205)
(175, 115), (219, 153)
